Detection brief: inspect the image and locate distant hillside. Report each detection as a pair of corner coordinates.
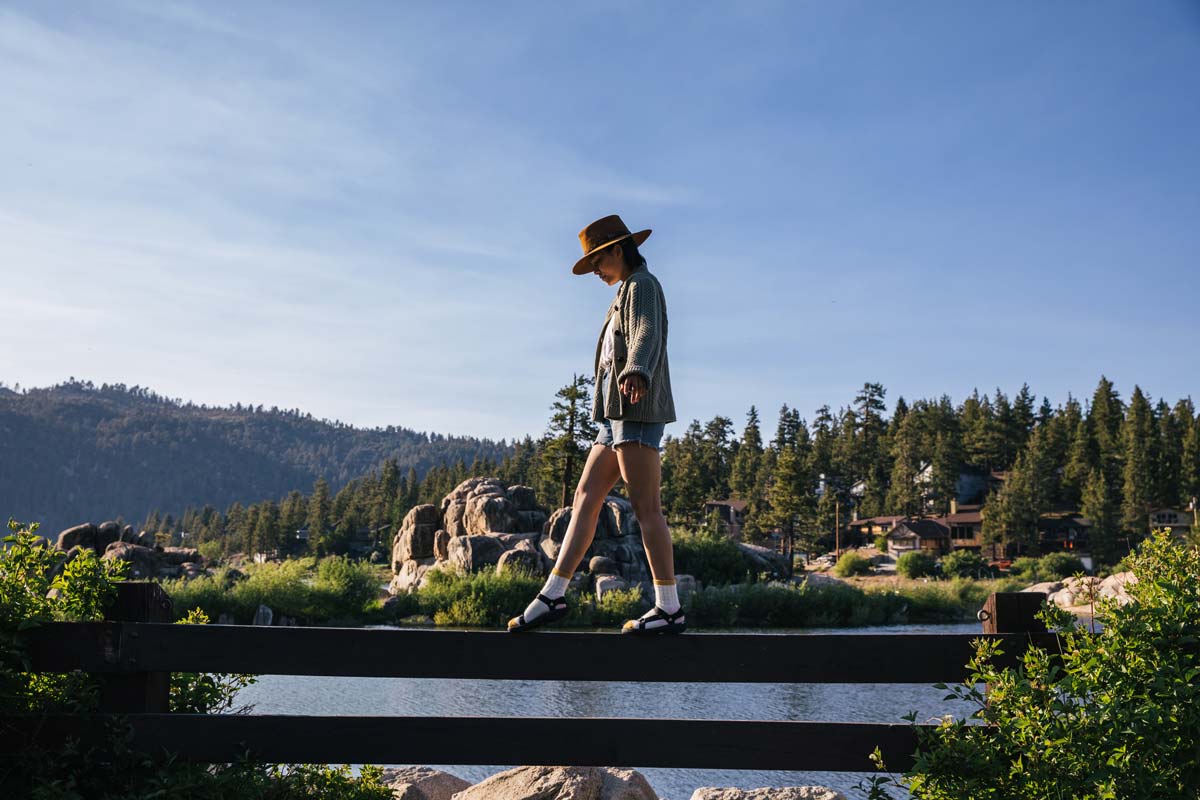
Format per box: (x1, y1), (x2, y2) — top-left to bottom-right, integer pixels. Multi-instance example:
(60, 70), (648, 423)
(0, 380), (512, 536)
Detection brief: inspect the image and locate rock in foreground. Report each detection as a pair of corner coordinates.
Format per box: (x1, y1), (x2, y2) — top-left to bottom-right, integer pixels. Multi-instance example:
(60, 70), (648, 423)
(381, 766), (470, 799)
(451, 765), (657, 800)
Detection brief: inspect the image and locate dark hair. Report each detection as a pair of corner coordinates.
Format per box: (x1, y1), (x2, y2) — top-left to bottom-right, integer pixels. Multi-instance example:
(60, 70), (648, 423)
(616, 239), (647, 271)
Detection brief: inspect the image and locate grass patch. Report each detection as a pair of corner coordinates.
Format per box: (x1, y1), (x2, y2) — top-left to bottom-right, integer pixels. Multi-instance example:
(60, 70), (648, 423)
(163, 556), (384, 625)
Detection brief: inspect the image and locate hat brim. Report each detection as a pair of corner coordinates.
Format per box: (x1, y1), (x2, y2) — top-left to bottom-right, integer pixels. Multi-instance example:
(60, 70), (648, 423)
(572, 229), (652, 275)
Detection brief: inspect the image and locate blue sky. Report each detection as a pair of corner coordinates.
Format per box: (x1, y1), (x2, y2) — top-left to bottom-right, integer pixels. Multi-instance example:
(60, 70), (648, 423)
(2, 1), (1198, 442)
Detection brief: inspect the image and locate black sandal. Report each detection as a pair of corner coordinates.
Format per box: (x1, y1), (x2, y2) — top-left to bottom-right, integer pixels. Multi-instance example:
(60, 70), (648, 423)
(621, 605), (687, 635)
(507, 593), (569, 632)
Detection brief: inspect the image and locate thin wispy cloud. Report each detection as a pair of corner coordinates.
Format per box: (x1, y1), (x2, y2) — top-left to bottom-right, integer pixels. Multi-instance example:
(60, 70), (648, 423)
(2, 2), (1197, 440)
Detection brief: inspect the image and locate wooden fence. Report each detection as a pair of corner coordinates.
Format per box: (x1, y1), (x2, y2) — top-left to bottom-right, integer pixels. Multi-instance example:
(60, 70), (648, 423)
(2, 583), (1054, 773)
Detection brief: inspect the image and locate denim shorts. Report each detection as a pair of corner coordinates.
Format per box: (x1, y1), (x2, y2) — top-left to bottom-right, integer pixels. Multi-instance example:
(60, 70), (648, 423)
(590, 369), (667, 450)
(594, 417), (666, 450)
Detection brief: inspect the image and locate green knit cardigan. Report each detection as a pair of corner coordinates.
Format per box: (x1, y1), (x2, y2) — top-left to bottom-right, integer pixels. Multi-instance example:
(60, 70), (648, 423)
(591, 267), (677, 424)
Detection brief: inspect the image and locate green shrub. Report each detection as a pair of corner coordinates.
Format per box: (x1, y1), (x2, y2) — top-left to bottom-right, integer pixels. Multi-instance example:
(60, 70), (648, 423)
(417, 565), (544, 627)
(1008, 555), (1041, 581)
(164, 555), (383, 624)
(896, 551), (936, 579)
(939, 550), (989, 578)
(832, 551), (872, 577)
(674, 527), (752, 585)
(1036, 551), (1084, 579)
(1, 521), (391, 800)
(864, 531), (1200, 799)
(569, 584), (649, 626)
(875, 534), (889, 552)
(1009, 552), (1086, 583)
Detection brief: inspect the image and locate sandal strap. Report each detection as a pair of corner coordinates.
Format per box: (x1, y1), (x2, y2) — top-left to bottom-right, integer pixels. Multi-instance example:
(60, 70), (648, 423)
(536, 593), (567, 609)
(636, 605), (685, 628)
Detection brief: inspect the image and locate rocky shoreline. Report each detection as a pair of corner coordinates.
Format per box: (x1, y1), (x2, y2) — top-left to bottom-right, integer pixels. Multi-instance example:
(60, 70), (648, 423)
(377, 765), (844, 800)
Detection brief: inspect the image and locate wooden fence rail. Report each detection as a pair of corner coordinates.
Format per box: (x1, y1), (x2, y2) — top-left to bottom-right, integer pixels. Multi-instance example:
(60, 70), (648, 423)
(1, 583), (1055, 773)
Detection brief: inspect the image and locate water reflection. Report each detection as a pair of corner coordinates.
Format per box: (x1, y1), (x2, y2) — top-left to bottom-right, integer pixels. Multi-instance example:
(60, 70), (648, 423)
(235, 623), (983, 799)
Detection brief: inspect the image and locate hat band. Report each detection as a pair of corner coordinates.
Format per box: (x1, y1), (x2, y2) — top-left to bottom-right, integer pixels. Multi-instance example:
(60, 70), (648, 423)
(591, 230), (631, 251)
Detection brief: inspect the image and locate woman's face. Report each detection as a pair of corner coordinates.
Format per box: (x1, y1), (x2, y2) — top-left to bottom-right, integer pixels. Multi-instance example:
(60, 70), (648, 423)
(590, 245), (630, 286)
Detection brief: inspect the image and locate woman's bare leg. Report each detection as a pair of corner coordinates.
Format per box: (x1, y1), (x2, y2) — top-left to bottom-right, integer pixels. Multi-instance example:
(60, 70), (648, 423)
(615, 442), (675, 583)
(552, 444), (622, 576)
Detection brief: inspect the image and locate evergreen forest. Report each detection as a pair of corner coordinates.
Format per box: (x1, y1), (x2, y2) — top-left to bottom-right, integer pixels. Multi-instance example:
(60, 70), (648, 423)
(4, 376), (1197, 567)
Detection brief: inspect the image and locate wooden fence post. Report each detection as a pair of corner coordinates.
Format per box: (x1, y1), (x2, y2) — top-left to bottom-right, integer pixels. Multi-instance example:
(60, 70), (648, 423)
(99, 581), (174, 713)
(979, 591), (1048, 634)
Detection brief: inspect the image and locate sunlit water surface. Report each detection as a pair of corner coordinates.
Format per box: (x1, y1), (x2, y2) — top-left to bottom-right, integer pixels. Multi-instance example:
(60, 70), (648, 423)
(234, 622), (982, 799)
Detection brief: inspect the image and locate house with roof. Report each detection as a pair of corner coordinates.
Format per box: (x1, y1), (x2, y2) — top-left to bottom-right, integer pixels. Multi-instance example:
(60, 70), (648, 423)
(886, 518), (952, 557)
(1148, 507), (1195, 535)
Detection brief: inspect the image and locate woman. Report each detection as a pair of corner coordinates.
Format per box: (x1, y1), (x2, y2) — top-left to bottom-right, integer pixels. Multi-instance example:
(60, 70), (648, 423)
(507, 214), (683, 635)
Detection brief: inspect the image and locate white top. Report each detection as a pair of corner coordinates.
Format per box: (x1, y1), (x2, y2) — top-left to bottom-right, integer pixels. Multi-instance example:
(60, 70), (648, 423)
(598, 315), (617, 371)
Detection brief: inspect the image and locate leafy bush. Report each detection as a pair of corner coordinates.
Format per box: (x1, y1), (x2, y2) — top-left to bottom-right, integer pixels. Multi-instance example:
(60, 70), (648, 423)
(1, 520), (392, 800)
(896, 551), (936, 579)
(938, 550), (989, 579)
(164, 555), (384, 624)
(1, 521), (126, 713)
(1036, 551), (1084, 579)
(865, 531), (1200, 799)
(673, 527), (752, 585)
(832, 551), (872, 577)
(874, 535), (889, 552)
(417, 565), (544, 627)
(686, 577), (1022, 628)
(1009, 552), (1086, 583)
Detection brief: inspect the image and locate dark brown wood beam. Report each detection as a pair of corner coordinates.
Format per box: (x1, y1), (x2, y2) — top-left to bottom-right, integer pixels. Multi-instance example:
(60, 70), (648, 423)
(21, 623), (1060, 683)
(0, 713), (938, 772)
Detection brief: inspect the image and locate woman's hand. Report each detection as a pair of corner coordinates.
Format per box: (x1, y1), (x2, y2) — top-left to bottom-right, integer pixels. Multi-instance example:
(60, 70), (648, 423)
(619, 374), (647, 405)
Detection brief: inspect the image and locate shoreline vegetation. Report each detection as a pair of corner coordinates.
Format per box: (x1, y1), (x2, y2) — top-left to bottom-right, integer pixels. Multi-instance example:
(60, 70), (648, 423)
(162, 551), (1025, 630)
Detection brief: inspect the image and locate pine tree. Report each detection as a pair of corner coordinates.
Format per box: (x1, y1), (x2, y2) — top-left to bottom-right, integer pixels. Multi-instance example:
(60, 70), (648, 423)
(929, 432), (962, 515)
(1120, 386), (1155, 538)
(279, 490), (307, 556)
(765, 435), (812, 574)
(885, 412), (923, 517)
(307, 478), (332, 554)
(1154, 399), (1183, 508)
(254, 501), (282, 556)
(1082, 467), (1120, 563)
(1181, 403), (1200, 507)
(699, 416), (735, 501)
(1062, 413), (1095, 508)
(1090, 376), (1125, 484)
(663, 421), (706, 521)
(730, 406), (763, 503)
(538, 374), (599, 509)
(376, 458), (400, 532)
(962, 390), (1004, 470)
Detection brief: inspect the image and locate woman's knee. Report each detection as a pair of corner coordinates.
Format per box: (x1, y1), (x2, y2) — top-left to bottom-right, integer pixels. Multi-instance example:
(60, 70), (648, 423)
(571, 487), (609, 516)
(628, 492), (663, 519)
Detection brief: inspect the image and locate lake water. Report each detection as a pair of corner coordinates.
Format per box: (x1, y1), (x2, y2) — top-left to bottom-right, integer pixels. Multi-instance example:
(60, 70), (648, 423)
(234, 622), (982, 800)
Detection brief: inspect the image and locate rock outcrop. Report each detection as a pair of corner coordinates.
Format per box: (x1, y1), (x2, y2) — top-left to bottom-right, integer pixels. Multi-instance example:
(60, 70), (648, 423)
(380, 766), (470, 800)
(49, 520), (208, 581)
(389, 478), (652, 595)
(451, 765), (657, 800)
(1031, 572), (1138, 608)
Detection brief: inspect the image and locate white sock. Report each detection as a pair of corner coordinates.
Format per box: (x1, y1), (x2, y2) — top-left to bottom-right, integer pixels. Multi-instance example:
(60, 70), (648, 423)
(653, 580), (681, 614)
(522, 569), (570, 621)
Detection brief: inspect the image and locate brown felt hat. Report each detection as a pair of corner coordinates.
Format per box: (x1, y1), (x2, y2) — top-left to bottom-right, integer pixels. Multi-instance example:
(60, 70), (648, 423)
(572, 214), (651, 275)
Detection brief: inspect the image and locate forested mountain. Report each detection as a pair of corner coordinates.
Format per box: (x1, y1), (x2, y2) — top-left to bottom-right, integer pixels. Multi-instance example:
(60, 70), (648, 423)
(0, 379), (512, 536)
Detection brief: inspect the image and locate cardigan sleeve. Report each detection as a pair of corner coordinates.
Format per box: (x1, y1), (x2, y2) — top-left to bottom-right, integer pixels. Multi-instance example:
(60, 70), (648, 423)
(617, 276), (662, 388)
